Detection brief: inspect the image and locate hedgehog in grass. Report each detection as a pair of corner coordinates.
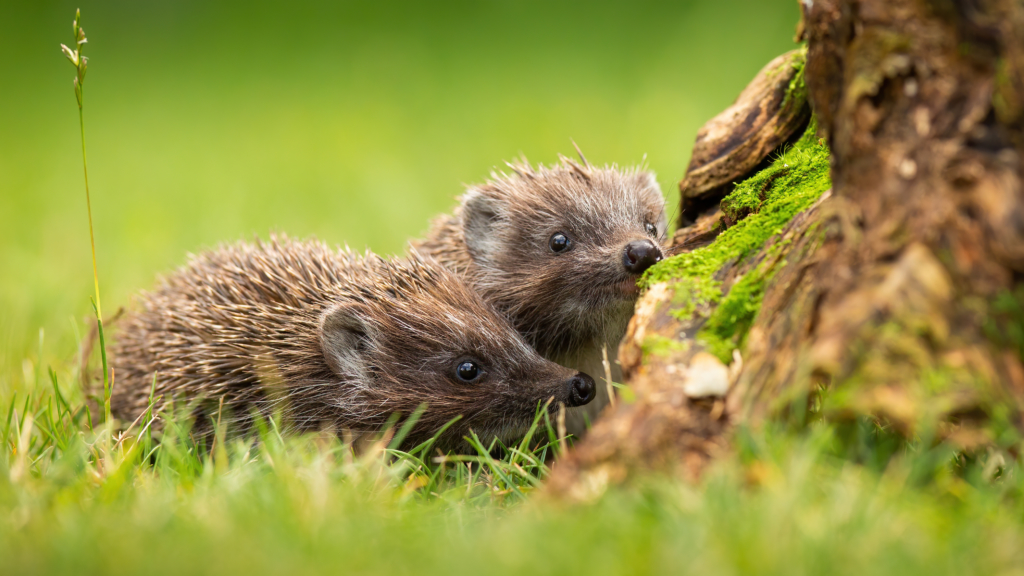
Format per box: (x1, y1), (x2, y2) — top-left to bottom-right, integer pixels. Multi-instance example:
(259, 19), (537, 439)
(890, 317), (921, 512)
(110, 236), (595, 450)
(412, 155), (667, 434)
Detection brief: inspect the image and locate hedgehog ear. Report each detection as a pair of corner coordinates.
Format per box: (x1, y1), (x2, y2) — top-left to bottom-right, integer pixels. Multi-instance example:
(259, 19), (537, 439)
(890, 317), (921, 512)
(461, 189), (504, 261)
(319, 303), (371, 378)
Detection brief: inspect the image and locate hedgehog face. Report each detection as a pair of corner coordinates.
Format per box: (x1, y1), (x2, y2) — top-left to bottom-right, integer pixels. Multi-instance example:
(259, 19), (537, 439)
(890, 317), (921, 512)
(318, 258), (596, 450)
(458, 160), (667, 359)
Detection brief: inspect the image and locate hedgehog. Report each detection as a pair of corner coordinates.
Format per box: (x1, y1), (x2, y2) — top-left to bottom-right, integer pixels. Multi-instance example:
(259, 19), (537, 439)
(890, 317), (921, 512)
(110, 236), (596, 450)
(411, 155), (667, 434)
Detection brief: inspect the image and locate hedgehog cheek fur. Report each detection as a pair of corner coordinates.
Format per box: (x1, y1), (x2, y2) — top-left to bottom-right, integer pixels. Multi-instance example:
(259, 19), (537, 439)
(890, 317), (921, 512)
(455, 159), (668, 314)
(470, 223), (663, 358)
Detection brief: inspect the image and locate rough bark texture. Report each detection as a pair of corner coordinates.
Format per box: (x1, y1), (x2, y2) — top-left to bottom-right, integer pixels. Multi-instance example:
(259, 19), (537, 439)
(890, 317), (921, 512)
(775, 0), (1024, 439)
(548, 0), (1024, 499)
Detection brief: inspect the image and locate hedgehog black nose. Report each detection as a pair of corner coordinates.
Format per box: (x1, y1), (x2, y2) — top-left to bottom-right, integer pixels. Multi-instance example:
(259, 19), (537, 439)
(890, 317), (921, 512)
(623, 240), (662, 275)
(567, 372), (596, 407)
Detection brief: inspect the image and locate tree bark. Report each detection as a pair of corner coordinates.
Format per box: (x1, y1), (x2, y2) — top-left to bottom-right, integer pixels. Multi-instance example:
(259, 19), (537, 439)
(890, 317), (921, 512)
(549, 0), (1024, 499)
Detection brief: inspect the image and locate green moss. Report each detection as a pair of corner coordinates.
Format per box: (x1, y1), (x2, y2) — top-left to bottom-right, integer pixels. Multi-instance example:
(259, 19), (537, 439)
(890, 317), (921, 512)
(720, 118), (826, 225)
(778, 46), (807, 113)
(641, 334), (690, 358)
(668, 275), (722, 320)
(641, 118), (831, 363)
(699, 272), (767, 363)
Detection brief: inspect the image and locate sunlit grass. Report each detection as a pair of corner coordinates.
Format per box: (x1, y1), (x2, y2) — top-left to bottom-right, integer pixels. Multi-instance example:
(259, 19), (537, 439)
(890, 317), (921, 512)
(3, 364), (1024, 575)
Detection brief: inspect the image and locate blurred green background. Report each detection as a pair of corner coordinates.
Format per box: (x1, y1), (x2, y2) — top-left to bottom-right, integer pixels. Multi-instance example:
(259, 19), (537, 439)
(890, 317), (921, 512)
(0, 0), (799, 378)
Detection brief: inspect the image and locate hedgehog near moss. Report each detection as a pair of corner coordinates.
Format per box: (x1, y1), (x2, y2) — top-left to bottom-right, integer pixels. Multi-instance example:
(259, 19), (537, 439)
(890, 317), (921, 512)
(411, 156), (668, 434)
(110, 236), (596, 450)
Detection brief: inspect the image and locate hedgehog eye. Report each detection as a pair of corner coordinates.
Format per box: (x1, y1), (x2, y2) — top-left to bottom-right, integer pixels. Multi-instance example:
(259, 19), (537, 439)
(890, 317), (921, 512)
(549, 232), (572, 253)
(456, 361), (482, 382)
(645, 222), (658, 237)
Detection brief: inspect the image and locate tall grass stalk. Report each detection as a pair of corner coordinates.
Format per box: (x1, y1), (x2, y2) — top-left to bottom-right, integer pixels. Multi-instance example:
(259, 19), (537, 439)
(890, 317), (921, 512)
(61, 9), (110, 424)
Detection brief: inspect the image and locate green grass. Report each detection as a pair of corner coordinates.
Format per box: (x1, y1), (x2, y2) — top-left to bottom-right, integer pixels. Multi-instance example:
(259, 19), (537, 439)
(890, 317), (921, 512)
(4, 2), (1024, 573)
(3, 379), (1024, 575)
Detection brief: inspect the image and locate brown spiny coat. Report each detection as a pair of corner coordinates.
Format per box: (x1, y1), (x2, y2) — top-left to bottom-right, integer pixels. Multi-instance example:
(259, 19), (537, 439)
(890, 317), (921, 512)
(412, 157), (667, 433)
(111, 236), (589, 450)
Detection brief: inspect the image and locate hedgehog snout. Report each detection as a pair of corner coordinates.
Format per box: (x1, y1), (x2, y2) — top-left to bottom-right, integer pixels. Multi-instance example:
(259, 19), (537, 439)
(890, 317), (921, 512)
(622, 239), (663, 275)
(566, 372), (596, 407)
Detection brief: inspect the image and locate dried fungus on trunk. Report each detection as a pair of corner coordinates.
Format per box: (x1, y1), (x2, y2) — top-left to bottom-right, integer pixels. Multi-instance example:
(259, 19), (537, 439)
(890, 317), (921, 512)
(550, 0), (1024, 499)
(679, 48), (812, 224)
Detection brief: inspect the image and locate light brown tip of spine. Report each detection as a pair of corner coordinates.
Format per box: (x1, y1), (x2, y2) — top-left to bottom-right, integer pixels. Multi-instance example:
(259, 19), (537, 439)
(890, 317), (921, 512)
(571, 140), (590, 167)
(505, 155), (535, 179)
(558, 154), (592, 182)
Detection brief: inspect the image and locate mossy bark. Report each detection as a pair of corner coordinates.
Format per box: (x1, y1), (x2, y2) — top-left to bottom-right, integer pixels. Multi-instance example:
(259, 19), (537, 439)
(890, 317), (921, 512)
(549, 0), (1024, 498)
(783, 0), (1024, 442)
(678, 48), (813, 223)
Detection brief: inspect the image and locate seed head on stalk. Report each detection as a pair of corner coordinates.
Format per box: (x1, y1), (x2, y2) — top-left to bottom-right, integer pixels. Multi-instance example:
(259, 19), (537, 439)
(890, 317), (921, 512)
(60, 10), (88, 110)
(61, 9), (111, 425)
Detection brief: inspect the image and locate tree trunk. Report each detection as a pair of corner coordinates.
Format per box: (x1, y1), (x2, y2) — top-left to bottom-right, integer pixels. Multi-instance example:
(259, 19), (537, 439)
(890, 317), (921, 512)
(548, 0), (1024, 499)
